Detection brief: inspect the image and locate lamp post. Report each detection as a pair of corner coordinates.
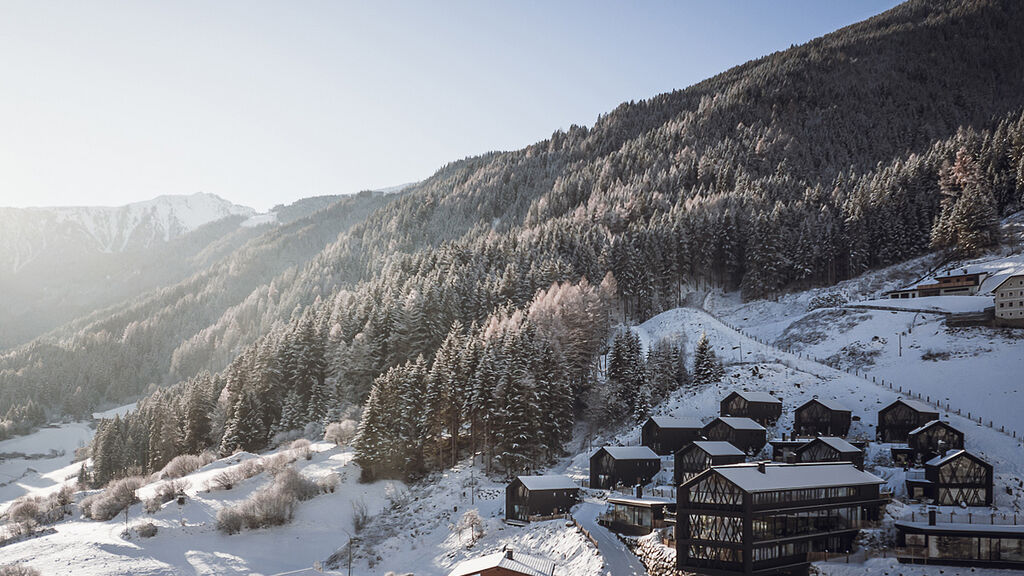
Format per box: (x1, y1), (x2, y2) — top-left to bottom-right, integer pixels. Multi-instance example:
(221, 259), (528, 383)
(340, 528), (359, 576)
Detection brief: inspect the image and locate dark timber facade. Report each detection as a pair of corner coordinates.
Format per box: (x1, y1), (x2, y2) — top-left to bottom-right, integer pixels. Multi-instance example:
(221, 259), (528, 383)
(793, 398), (851, 437)
(906, 450), (994, 506)
(702, 417), (768, 455)
(676, 462), (885, 576)
(642, 416), (703, 456)
(505, 475), (580, 522)
(720, 391), (783, 426)
(877, 399), (940, 443)
(895, 520), (1024, 569)
(906, 420), (965, 464)
(794, 437), (864, 470)
(675, 441), (746, 484)
(589, 446), (661, 490)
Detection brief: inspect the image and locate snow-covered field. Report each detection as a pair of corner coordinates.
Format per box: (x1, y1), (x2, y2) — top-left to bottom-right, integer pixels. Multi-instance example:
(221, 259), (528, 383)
(0, 422), (92, 514)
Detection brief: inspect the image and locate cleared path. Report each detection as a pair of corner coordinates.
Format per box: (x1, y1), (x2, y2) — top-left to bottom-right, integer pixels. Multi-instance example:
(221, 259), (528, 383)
(575, 498), (649, 576)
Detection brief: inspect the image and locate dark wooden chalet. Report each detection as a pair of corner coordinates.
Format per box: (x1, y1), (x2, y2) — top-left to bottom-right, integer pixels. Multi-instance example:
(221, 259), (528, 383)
(896, 518), (1024, 569)
(675, 441), (746, 484)
(589, 446), (661, 490)
(641, 416), (703, 455)
(793, 398), (852, 437)
(505, 475), (579, 523)
(795, 437), (864, 470)
(677, 462), (886, 576)
(906, 449), (993, 506)
(877, 398), (940, 443)
(702, 417), (768, 455)
(720, 391), (782, 425)
(907, 420), (965, 463)
(600, 489), (676, 536)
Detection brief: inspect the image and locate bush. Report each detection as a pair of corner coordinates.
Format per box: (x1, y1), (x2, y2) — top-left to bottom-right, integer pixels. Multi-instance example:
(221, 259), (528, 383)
(135, 522), (158, 538)
(290, 438), (313, 461)
(352, 498), (370, 533)
(216, 466), (319, 534)
(807, 292), (847, 311)
(216, 507), (244, 534)
(145, 479), (190, 514)
(209, 458), (265, 491)
(160, 452), (216, 479)
(0, 565), (41, 576)
(324, 420), (357, 446)
(87, 476), (145, 521)
(317, 473), (340, 494)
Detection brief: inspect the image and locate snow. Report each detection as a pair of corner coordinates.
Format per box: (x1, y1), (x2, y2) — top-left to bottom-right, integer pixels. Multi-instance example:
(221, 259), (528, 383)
(91, 403), (137, 420)
(809, 437), (860, 453)
(711, 416), (766, 431)
(597, 446), (659, 460)
(0, 422), (92, 514)
(852, 295), (993, 314)
(646, 416), (702, 429)
(687, 441), (746, 457)
(447, 549), (554, 576)
(725, 390), (780, 403)
(517, 475), (578, 491)
(712, 462), (882, 492)
(241, 212), (279, 228)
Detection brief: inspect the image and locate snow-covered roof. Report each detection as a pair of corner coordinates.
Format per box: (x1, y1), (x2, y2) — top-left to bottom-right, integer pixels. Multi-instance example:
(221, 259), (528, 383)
(648, 416), (703, 429)
(885, 398), (939, 414)
(800, 397), (850, 412)
(447, 550), (554, 576)
(690, 440), (746, 457)
(607, 495), (674, 507)
(992, 271), (1024, 291)
(726, 390), (780, 403)
(597, 446), (660, 461)
(709, 417), (766, 431)
(803, 437), (860, 454)
(908, 419), (959, 436)
(516, 475), (578, 491)
(710, 462), (882, 493)
(895, 521), (1024, 535)
(925, 449), (989, 468)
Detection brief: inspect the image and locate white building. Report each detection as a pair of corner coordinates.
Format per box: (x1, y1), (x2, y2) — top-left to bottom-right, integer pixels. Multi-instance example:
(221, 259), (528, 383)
(994, 273), (1024, 326)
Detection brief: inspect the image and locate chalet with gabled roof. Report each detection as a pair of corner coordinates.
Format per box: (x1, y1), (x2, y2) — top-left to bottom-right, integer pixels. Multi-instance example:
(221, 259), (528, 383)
(720, 391), (782, 425)
(906, 449), (993, 507)
(795, 436), (864, 470)
(447, 548), (555, 576)
(641, 416), (703, 455)
(589, 446), (660, 490)
(676, 462), (885, 576)
(793, 398), (851, 437)
(505, 475), (579, 523)
(905, 420), (964, 464)
(877, 398), (939, 443)
(675, 440), (746, 484)
(702, 417), (767, 455)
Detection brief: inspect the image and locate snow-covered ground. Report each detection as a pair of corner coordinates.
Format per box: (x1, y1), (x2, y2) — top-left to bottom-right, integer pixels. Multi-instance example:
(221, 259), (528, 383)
(0, 422), (93, 514)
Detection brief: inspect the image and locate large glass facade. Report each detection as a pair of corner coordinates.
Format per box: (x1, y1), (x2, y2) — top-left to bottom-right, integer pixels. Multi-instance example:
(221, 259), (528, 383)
(937, 457), (987, 484)
(609, 503), (652, 528)
(752, 507), (861, 540)
(936, 486), (988, 506)
(690, 514), (743, 543)
(690, 475), (743, 506)
(689, 544), (742, 563)
(752, 486), (859, 506)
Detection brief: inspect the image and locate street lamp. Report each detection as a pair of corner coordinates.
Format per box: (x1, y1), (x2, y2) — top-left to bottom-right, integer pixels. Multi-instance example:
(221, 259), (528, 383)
(340, 528), (360, 576)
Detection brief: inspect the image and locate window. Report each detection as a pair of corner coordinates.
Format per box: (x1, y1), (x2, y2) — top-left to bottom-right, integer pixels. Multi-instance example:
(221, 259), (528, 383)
(690, 514), (742, 542)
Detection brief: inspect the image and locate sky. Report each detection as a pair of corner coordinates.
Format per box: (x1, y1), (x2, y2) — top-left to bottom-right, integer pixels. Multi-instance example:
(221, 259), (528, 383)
(0, 1), (902, 212)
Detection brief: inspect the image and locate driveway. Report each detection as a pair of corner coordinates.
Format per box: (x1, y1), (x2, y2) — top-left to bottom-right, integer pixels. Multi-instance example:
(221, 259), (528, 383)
(575, 498), (649, 576)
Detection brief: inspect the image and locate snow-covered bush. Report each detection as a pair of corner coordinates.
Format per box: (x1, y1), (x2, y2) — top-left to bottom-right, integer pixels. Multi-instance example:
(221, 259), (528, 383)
(144, 479), (189, 514)
(455, 508), (485, 543)
(210, 459), (265, 491)
(317, 472), (340, 494)
(352, 498), (370, 532)
(324, 420), (357, 446)
(290, 438), (313, 461)
(86, 476), (145, 521)
(135, 522), (158, 538)
(160, 452), (215, 479)
(0, 564), (41, 576)
(216, 466), (319, 534)
(807, 292), (847, 311)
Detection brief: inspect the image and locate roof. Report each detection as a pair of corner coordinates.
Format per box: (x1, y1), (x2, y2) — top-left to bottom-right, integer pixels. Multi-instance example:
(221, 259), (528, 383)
(688, 440), (746, 457)
(269, 569), (344, 576)
(993, 272), (1024, 291)
(725, 390), (781, 404)
(799, 397), (850, 412)
(908, 419), (960, 436)
(801, 437), (860, 454)
(708, 417), (766, 431)
(934, 266), (989, 279)
(895, 521), (1024, 536)
(925, 449), (990, 468)
(703, 462), (883, 493)
(516, 475), (578, 491)
(607, 495), (675, 507)
(447, 550), (554, 576)
(597, 446), (660, 461)
(648, 416), (703, 429)
(883, 398), (939, 414)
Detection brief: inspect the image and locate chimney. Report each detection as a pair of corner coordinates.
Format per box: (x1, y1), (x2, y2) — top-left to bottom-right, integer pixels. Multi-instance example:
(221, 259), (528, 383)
(928, 508), (937, 526)
(636, 484), (643, 499)
(757, 461), (766, 474)
(505, 547), (514, 560)
(785, 452), (797, 464)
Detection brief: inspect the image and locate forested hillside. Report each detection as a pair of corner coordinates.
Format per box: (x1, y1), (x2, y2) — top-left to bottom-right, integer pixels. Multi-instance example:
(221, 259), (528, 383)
(25, 0), (1024, 482)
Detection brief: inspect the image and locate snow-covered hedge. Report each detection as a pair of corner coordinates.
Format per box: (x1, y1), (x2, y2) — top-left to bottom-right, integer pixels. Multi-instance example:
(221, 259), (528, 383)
(160, 452), (215, 479)
(216, 467), (319, 534)
(0, 564), (41, 576)
(81, 476), (145, 521)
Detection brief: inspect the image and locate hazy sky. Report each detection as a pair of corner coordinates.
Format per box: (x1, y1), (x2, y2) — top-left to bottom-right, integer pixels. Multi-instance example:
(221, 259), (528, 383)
(0, 1), (901, 212)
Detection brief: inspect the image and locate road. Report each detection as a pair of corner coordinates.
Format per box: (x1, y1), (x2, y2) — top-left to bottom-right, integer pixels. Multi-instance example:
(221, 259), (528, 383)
(575, 498), (649, 576)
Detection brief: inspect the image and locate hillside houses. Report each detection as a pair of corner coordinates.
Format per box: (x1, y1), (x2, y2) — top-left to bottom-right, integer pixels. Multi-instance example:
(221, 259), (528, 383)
(702, 417), (767, 455)
(906, 449), (994, 507)
(641, 416), (703, 455)
(505, 475), (579, 523)
(887, 267), (990, 299)
(719, 391), (782, 425)
(877, 398), (939, 442)
(675, 441), (746, 484)
(793, 398), (851, 437)
(589, 446), (660, 490)
(795, 436), (864, 469)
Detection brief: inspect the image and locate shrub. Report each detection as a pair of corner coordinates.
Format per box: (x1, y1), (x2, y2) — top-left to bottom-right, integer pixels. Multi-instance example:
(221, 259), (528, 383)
(160, 452), (216, 479)
(290, 438), (313, 461)
(209, 458), (265, 491)
(79, 493), (100, 519)
(88, 476), (146, 521)
(135, 522), (158, 538)
(317, 473), (340, 494)
(0, 565), (42, 576)
(324, 420), (357, 446)
(145, 479), (189, 514)
(216, 466), (319, 534)
(274, 467), (319, 502)
(352, 498), (370, 533)
(807, 292), (847, 311)
(216, 507), (244, 534)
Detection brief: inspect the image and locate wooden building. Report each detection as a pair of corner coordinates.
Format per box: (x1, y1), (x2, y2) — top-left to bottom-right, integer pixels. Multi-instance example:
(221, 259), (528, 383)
(589, 446), (661, 490)
(769, 438), (808, 463)
(702, 417), (768, 455)
(505, 475), (579, 523)
(877, 398), (939, 443)
(795, 437), (864, 470)
(994, 273), (1024, 326)
(600, 490), (676, 536)
(793, 398), (851, 437)
(447, 548), (555, 576)
(906, 420), (964, 463)
(642, 416), (704, 455)
(906, 449), (994, 507)
(895, 518), (1024, 569)
(676, 462), (886, 576)
(720, 391), (783, 425)
(675, 441), (746, 484)
(887, 268), (990, 299)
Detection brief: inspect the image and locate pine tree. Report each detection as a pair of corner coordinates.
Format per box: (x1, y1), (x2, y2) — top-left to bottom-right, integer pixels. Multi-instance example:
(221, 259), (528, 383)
(693, 332), (724, 387)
